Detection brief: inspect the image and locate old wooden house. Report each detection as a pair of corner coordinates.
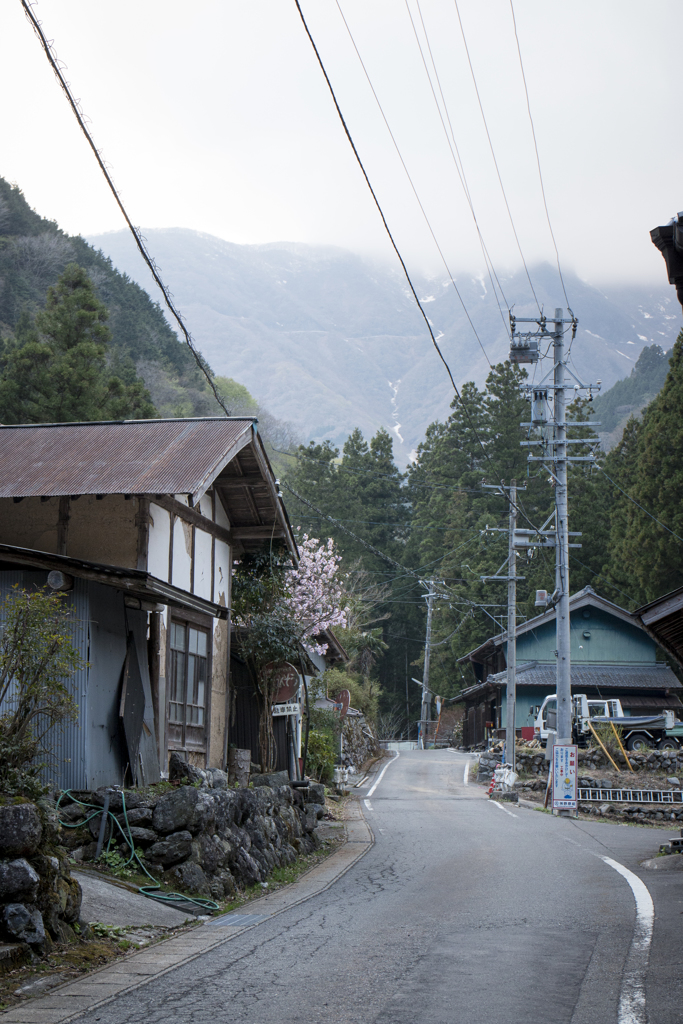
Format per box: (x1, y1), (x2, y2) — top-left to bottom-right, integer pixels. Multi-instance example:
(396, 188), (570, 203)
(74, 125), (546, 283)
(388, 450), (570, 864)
(0, 417), (297, 789)
(455, 586), (682, 747)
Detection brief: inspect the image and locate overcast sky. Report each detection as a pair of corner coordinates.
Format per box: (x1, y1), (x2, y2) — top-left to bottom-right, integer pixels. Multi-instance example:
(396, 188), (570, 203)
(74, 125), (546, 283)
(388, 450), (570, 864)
(1, 0), (681, 289)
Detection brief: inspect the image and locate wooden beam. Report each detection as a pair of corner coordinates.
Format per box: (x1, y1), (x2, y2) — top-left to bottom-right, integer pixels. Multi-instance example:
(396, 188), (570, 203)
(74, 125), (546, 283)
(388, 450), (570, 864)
(219, 475), (269, 490)
(231, 526), (286, 540)
(57, 497), (70, 555)
(151, 495), (231, 545)
(136, 497), (151, 571)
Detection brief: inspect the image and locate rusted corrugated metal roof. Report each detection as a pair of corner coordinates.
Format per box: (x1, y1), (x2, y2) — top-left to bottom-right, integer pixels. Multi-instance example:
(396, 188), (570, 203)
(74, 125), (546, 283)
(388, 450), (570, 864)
(0, 418), (254, 500)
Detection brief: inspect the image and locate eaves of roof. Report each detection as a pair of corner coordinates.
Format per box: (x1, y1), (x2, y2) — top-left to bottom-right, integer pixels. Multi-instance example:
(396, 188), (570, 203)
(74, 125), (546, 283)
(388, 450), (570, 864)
(0, 542), (228, 619)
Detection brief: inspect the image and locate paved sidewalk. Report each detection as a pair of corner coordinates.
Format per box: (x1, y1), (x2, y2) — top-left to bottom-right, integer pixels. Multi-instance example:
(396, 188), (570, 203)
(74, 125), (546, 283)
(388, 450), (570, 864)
(1, 806), (372, 1024)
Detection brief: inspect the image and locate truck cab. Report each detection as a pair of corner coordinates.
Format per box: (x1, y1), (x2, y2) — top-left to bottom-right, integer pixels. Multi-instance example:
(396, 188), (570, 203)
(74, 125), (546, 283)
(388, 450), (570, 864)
(534, 693), (679, 750)
(534, 694), (624, 744)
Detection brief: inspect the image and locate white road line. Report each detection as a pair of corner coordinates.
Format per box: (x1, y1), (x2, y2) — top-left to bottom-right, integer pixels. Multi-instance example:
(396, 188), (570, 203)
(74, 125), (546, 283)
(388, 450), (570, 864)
(464, 762), (470, 786)
(367, 751), (399, 797)
(599, 856), (654, 1024)
(364, 800), (373, 811)
(491, 800), (518, 819)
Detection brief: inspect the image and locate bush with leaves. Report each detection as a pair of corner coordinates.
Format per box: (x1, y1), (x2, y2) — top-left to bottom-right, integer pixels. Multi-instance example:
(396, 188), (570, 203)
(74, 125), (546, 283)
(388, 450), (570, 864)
(306, 730), (336, 784)
(322, 666), (380, 724)
(0, 586), (83, 798)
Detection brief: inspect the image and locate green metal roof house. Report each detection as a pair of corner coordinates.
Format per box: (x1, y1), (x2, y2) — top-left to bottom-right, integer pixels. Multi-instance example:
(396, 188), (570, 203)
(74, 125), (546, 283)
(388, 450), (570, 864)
(455, 586), (682, 747)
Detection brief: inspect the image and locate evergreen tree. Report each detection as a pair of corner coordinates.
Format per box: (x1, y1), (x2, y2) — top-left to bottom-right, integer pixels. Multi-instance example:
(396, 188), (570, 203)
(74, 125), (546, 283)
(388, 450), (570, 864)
(0, 263), (156, 423)
(604, 332), (683, 603)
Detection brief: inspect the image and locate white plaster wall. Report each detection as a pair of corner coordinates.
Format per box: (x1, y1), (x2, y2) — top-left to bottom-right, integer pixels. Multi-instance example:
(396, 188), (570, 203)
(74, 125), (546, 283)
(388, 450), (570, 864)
(215, 495), (230, 530)
(148, 504), (171, 581)
(194, 529), (213, 600)
(214, 538), (230, 607)
(172, 518), (192, 592)
(197, 494), (212, 519)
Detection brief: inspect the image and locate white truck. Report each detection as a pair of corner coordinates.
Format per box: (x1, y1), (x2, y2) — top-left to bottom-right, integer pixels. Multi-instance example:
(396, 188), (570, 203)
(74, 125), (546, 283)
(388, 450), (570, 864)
(534, 693), (680, 751)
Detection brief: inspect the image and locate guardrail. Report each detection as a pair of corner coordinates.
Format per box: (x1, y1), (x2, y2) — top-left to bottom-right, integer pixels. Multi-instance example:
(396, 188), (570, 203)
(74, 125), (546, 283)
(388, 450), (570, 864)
(577, 788), (683, 804)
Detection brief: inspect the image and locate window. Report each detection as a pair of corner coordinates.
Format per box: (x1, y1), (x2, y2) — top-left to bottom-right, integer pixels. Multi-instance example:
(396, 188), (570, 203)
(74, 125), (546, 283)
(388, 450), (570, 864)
(168, 621), (209, 752)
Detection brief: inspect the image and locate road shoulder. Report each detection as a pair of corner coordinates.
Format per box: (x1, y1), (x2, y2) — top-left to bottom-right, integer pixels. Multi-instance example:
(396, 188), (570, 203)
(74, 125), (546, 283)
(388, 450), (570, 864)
(0, 802), (373, 1024)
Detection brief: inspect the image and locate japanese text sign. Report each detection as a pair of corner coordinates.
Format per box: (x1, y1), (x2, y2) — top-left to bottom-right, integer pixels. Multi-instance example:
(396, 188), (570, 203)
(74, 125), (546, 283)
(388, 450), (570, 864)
(552, 743), (578, 810)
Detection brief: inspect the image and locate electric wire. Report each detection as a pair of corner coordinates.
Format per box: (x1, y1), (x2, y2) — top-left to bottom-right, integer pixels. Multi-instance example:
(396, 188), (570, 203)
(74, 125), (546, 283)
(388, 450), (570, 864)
(335, 0), (498, 359)
(20, 0), (231, 417)
(406, 0), (511, 335)
(509, 0), (571, 310)
(293, 0), (494, 473)
(596, 466), (683, 545)
(452, 0), (541, 312)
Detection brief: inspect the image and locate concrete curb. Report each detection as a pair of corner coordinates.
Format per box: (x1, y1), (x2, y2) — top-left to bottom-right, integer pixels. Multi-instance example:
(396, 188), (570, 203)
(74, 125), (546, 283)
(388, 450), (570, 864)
(1, 805), (374, 1024)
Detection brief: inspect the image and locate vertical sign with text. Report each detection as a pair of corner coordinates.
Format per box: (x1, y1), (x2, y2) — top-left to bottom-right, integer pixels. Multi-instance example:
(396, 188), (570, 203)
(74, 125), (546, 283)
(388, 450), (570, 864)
(552, 743), (578, 810)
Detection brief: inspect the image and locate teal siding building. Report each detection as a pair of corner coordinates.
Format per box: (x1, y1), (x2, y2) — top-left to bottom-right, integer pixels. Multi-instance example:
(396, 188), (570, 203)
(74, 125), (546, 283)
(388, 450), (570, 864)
(456, 587), (682, 747)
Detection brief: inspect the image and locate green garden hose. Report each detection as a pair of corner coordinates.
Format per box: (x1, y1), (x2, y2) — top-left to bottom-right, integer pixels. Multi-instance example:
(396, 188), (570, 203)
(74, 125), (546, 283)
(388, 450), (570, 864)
(57, 790), (219, 912)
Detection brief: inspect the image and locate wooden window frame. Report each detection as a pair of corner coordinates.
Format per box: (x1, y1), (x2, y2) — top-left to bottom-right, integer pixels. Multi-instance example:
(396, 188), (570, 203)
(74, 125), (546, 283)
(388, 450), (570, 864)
(165, 610), (213, 763)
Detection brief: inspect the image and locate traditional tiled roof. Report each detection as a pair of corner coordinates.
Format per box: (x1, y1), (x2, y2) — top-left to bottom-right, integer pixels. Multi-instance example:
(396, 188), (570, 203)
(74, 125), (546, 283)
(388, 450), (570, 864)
(455, 662), (681, 703)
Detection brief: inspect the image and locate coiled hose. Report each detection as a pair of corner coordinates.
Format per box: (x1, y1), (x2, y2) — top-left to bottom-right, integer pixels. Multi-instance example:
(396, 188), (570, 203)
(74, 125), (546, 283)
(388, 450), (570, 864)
(56, 789), (218, 912)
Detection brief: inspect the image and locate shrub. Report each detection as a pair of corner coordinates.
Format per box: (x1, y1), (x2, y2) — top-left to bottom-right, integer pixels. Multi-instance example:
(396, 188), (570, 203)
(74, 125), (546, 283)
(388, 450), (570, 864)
(306, 730), (336, 783)
(0, 586), (83, 797)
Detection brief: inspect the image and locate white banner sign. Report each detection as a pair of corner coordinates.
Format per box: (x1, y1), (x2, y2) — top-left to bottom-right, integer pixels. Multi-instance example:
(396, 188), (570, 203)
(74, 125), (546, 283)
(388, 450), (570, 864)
(272, 702), (300, 717)
(552, 743), (578, 810)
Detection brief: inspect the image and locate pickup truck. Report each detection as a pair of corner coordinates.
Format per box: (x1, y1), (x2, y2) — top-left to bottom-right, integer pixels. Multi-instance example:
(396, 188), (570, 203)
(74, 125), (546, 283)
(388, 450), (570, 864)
(534, 693), (681, 751)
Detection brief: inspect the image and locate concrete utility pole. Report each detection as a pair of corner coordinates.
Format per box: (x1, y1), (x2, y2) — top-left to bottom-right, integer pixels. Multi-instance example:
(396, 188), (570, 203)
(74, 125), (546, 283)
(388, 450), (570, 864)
(506, 480), (518, 770)
(420, 582), (435, 750)
(552, 310), (572, 745)
(510, 307), (601, 769)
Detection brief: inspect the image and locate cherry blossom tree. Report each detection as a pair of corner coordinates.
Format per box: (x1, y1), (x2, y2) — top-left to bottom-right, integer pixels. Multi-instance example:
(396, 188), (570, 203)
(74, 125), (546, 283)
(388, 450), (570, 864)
(283, 535), (347, 655)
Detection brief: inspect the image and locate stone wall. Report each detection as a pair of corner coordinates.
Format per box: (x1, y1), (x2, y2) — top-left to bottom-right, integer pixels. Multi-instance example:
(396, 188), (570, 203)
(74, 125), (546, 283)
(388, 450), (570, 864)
(63, 765), (324, 902)
(0, 799), (82, 953)
(341, 717), (378, 769)
(477, 747), (683, 780)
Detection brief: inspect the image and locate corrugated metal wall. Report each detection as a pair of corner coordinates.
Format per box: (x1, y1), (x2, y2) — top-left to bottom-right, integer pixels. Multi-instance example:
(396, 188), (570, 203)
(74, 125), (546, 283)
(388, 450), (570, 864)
(0, 571), (90, 791)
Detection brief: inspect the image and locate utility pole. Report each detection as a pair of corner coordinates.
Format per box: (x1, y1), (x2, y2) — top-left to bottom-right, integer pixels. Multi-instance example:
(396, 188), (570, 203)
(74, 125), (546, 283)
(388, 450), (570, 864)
(552, 310), (572, 745)
(420, 581), (435, 750)
(510, 308), (601, 779)
(506, 480), (518, 769)
(481, 483), (525, 765)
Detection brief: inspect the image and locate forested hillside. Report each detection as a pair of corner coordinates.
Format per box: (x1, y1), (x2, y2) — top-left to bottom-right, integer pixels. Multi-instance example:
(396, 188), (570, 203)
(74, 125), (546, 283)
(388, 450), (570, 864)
(594, 343), (671, 445)
(0, 178), (219, 419)
(88, 226), (679, 455)
(283, 333), (683, 732)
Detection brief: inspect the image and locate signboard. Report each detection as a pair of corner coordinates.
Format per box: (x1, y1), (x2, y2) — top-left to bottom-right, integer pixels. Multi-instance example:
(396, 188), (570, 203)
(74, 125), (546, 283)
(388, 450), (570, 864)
(552, 743), (578, 810)
(262, 662), (300, 704)
(272, 702), (300, 717)
(335, 689), (350, 718)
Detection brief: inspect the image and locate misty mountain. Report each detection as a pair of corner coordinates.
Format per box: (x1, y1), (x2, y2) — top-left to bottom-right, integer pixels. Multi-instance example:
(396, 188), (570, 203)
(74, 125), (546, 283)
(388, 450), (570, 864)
(87, 227), (681, 460)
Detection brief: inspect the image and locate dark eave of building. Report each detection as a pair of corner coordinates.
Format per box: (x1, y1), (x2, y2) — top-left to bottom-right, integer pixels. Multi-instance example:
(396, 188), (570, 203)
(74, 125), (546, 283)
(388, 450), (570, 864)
(0, 543), (228, 619)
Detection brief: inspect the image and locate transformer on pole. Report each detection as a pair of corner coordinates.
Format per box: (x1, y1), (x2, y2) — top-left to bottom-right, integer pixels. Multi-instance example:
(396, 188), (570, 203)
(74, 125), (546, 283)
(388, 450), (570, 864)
(509, 309), (601, 797)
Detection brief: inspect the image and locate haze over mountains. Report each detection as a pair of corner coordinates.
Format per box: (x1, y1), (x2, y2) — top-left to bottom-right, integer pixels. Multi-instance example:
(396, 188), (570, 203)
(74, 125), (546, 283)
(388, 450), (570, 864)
(88, 227), (681, 459)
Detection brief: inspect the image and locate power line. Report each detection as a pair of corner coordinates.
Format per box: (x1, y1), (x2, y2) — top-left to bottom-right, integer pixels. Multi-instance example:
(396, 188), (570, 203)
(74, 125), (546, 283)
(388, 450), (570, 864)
(508, 0), (571, 310)
(293, 0), (494, 473)
(404, 0), (511, 335)
(275, 443), (494, 493)
(20, 0), (231, 418)
(334, 0), (497, 362)
(293, 516), (470, 531)
(452, 0), (541, 312)
(597, 466), (683, 545)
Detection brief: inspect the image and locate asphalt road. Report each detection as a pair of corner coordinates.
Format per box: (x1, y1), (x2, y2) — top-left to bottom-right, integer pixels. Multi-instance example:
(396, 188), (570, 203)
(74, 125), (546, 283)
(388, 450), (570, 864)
(77, 750), (683, 1024)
